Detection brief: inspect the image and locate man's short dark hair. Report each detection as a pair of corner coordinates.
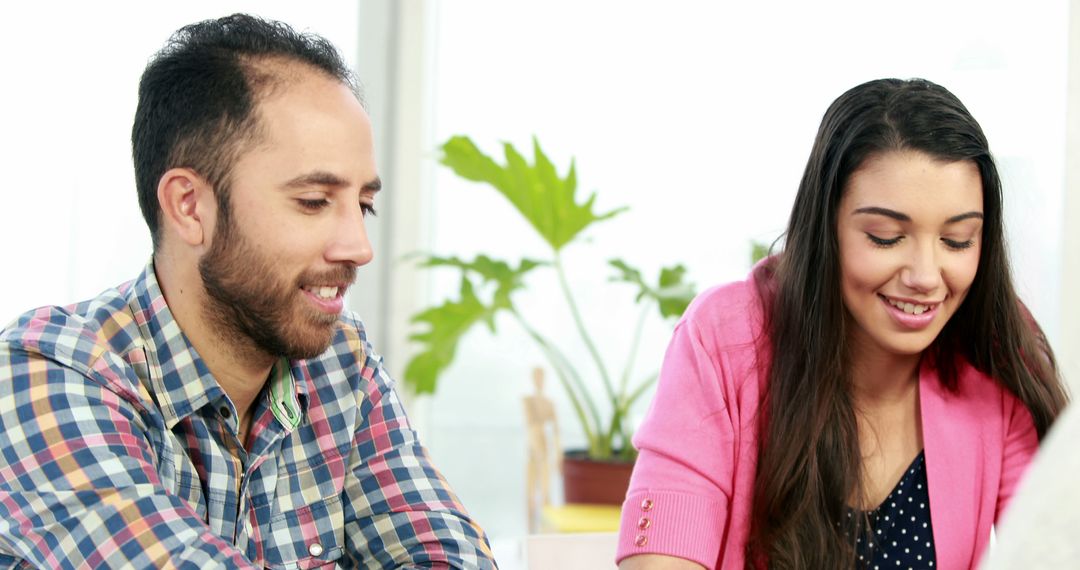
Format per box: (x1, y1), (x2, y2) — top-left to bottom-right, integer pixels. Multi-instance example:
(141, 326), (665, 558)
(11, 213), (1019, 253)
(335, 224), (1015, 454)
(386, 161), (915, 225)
(132, 13), (358, 247)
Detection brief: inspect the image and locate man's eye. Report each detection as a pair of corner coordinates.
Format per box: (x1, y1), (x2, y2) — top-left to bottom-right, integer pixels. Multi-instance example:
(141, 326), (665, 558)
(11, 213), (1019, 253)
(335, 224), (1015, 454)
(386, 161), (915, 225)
(298, 198), (329, 210)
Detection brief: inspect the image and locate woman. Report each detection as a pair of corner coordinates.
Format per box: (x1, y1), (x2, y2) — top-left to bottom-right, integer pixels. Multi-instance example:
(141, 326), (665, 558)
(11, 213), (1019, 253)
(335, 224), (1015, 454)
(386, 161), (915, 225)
(615, 78), (1067, 569)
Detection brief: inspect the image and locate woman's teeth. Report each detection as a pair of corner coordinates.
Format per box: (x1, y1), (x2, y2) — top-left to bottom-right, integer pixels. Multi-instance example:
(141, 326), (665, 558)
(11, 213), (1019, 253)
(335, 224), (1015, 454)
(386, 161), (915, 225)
(886, 297), (930, 315)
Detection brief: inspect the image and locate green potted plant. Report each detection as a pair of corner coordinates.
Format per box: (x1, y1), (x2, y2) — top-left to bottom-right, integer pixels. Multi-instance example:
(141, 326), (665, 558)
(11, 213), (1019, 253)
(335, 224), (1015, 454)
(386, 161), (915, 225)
(403, 135), (696, 503)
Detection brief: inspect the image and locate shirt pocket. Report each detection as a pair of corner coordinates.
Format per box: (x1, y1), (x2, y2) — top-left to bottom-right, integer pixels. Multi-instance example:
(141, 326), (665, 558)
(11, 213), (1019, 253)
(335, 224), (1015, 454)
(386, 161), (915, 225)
(262, 495), (345, 569)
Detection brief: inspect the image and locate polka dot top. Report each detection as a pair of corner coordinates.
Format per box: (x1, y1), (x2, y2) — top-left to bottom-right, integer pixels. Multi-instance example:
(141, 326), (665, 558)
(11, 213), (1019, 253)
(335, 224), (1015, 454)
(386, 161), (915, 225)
(851, 451), (936, 569)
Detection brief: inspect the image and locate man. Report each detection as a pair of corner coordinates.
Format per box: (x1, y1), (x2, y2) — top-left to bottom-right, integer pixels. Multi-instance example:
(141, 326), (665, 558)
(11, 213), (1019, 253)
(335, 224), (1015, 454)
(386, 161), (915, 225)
(0, 14), (496, 569)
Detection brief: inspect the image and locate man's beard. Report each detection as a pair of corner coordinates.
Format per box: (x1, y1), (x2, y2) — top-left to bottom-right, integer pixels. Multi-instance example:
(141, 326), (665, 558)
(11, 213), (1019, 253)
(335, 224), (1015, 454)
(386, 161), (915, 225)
(198, 216), (356, 361)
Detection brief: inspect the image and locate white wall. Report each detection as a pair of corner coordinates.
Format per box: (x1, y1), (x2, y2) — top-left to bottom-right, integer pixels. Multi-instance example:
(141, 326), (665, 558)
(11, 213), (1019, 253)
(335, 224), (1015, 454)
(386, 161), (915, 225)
(0, 2), (359, 325)
(1065, 0), (1080, 396)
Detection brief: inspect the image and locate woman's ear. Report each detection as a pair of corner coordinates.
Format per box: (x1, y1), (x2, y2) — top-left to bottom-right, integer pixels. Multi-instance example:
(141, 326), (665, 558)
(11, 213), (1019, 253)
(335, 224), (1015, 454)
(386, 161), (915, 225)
(157, 168), (210, 247)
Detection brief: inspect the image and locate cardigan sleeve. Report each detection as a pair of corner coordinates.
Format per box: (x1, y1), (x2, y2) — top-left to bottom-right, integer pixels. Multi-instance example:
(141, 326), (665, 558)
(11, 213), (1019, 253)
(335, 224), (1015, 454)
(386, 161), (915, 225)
(995, 393), (1038, 520)
(616, 318), (741, 568)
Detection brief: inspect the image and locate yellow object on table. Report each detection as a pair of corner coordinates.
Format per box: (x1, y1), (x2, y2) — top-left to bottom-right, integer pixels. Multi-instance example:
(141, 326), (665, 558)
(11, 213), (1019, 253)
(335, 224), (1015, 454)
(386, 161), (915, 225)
(540, 503), (622, 533)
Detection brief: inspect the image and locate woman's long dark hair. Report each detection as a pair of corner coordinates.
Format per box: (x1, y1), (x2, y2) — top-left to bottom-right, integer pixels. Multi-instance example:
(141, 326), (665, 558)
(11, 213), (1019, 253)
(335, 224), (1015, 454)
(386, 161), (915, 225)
(747, 78), (1068, 569)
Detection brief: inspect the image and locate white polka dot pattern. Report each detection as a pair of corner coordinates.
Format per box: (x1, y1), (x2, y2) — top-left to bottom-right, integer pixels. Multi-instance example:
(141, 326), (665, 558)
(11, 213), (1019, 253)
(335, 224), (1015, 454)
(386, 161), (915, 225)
(851, 451), (936, 569)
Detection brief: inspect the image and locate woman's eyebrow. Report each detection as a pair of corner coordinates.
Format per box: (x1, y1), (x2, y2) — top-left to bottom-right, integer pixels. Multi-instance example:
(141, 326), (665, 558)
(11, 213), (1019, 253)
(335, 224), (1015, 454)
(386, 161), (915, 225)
(852, 207), (984, 224)
(944, 211), (983, 224)
(852, 206), (909, 221)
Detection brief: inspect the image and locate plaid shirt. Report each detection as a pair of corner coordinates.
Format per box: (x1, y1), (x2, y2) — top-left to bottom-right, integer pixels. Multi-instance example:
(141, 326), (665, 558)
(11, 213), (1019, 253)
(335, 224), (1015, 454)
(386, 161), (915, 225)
(0, 261), (496, 569)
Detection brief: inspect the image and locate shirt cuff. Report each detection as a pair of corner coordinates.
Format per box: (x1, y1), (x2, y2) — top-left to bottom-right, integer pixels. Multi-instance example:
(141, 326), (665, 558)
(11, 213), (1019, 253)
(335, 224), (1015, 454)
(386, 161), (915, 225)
(616, 490), (726, 567)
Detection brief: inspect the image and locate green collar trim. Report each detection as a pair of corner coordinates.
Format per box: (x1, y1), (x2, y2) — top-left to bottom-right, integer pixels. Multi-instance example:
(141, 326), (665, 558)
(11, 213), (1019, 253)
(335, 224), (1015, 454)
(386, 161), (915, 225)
(268, 358), (301, 430)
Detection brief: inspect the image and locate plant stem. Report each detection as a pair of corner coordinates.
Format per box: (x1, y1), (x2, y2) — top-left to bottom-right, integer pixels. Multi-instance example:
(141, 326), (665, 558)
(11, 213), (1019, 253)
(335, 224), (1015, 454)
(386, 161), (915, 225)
(625, 371), (660, 410)
(619, 301), (652, 403)
(553, 253), (616, 405)
(512, 309), (605, 452)
(611, 371), (660, 461)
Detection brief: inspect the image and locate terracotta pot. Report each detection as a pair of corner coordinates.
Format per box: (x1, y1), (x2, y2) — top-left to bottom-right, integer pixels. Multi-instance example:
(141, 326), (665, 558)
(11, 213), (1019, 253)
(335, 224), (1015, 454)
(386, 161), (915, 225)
(562, 449), (635, 505)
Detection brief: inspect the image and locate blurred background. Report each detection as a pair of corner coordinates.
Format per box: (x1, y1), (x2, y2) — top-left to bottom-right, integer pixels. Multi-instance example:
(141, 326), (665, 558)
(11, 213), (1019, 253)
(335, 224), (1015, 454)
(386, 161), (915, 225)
(2, 1), (1078, 565)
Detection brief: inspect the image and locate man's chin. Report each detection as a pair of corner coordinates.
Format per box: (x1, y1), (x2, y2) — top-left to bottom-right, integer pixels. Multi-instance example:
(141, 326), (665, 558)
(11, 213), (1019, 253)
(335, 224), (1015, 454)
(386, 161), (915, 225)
(278, 325), (338, 360)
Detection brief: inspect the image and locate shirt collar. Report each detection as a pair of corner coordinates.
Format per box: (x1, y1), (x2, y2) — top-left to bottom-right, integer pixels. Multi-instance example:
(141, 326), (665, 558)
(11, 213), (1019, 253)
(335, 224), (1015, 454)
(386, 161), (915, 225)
(126, 258), (308, 430)
(269, 357), (303, 430)
(126, 259), (224, 428)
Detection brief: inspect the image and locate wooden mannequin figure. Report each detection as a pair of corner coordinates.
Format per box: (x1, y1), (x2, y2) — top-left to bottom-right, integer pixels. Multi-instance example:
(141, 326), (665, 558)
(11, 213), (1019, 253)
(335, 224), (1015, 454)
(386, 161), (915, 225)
(524, 367), (562, 532)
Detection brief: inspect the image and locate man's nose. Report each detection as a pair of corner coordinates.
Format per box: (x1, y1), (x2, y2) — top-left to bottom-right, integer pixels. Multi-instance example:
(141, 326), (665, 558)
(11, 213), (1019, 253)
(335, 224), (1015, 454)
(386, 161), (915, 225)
(325, 203), (374, 267)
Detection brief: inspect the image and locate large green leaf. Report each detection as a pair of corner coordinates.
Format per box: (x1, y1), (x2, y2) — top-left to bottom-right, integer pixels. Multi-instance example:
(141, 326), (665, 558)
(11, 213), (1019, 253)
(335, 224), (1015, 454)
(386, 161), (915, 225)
(609, 259), (697, 319)
(608, 259), (647, 302)
(751, 240), (771, 264)
(419, 254), (544, 314)
(404, 276), (490, 394)
(655, 264), (696, 318)
(440, 136), (627, 251)
(403, 255), (544, 394)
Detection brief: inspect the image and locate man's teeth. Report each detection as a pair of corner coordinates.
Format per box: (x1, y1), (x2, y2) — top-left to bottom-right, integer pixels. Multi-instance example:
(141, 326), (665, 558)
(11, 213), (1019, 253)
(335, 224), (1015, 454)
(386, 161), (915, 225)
(887, 298), (930, 315)
(306, 286), (338, 299)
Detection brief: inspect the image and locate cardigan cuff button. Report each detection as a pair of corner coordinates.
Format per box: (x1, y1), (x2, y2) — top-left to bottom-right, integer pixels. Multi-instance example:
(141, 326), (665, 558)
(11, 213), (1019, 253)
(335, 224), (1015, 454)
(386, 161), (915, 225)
(640, 498), (654, 511)
(634, 534), (648, 547)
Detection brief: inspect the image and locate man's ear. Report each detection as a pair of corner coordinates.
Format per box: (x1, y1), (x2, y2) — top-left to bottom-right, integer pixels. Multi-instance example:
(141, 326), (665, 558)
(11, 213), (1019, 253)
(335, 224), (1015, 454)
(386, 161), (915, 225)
(157, 168), (213, 247)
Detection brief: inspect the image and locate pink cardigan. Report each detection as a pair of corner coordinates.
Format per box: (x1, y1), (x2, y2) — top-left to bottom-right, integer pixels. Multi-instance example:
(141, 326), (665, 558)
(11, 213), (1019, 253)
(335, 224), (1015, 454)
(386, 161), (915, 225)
(616, 270), (1038, 569)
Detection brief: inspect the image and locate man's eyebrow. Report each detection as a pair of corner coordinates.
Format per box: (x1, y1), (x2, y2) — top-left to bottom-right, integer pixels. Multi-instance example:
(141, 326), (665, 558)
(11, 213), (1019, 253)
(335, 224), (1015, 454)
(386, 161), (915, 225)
(281, 172), (382, 193)
(282, 171), (350, 189)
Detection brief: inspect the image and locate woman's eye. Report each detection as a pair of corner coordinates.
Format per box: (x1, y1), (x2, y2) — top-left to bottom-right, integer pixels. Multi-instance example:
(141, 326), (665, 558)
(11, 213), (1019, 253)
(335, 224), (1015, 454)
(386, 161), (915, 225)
(361, 203), (378, 217)
(866, 233), (902, 247)
(943, 237), (975, 251)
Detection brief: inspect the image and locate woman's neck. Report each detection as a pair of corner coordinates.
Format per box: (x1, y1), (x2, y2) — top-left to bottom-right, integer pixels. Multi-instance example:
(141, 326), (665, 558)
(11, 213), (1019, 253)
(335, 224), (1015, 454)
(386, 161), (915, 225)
(848, 338), (922, 405)
(847, 332), (926, 510)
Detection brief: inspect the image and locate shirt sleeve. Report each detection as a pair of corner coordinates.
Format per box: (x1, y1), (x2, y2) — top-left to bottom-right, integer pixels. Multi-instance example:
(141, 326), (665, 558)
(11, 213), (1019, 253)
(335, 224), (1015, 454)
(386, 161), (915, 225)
(616, 319), (740, 568)
(340, 342), (497, 569)
(0, 346), (259, 569)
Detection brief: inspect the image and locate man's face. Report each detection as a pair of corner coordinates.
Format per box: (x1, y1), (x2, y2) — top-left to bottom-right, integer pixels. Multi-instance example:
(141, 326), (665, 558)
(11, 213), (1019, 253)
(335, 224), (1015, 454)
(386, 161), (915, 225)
(199, 66), (379, 360)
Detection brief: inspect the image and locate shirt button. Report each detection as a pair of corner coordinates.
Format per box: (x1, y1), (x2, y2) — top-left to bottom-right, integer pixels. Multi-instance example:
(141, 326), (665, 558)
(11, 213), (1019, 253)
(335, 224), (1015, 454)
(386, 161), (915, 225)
(638, 516), (651, 530)
(308, 542), (324, 557)
(220, 406), (231, 419)
(641, 498), (654, 511)
(634, 534), (648, 547)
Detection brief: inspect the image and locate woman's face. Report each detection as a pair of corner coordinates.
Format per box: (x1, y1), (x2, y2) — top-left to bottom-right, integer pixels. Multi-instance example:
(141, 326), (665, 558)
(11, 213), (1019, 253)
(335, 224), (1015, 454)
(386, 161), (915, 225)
(837, 150), (984, 360)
